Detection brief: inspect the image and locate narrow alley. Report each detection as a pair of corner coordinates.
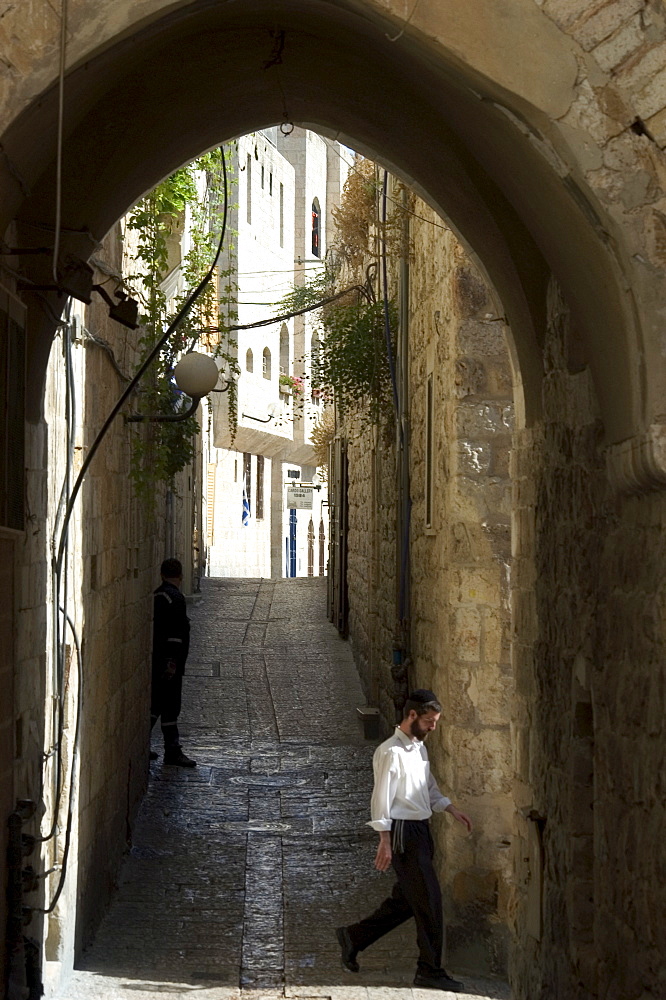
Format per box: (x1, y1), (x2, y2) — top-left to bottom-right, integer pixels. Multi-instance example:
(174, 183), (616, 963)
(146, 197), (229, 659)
(57, 578), (510, 1000)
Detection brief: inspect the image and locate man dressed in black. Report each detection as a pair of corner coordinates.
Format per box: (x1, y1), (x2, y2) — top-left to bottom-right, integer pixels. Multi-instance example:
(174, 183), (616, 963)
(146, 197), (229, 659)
(150, 558), (196, 767)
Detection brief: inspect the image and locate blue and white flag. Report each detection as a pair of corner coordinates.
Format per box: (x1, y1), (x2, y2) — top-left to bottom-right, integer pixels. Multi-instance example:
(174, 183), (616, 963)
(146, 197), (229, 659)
(242, 488), (250, 527)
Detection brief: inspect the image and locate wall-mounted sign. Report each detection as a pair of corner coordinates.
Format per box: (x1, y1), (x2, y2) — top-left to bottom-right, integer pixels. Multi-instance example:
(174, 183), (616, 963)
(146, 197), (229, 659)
(287, 486), (313, 509)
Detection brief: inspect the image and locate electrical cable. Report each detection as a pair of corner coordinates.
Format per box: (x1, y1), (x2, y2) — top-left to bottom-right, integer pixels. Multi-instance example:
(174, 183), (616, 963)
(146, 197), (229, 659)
(235, 266), (325, 275)
(36, 143), (229, 865)
(195, 281), (372, 341)
(39, 151), (229, 849)
(33, 609), (83, 913)
(322, 138), (451, 232)
(53, 304), (76, 543)
(380, 171), (410, 627)
(385, 0), (420, 42)
(399, 497), (412, 623)
(229, 284), (370, 330)
(81, 326), (130, 382)
(54, 146), (229, 581)
(38, 301), (75, 843)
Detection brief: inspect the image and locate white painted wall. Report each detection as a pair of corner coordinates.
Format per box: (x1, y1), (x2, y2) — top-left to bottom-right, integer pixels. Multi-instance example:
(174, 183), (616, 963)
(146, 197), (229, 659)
(205, 445), (272, 578)
(203, 130), (347, 579)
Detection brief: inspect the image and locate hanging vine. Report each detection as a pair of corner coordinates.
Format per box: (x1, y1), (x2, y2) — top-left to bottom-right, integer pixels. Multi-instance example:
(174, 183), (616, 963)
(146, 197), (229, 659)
(277, 156), (408, 427)
(123, 147), (239, 509)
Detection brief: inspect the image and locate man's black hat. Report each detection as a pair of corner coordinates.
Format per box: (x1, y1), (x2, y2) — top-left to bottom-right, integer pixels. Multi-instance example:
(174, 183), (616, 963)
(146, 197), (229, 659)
(408, 689), (439, 704)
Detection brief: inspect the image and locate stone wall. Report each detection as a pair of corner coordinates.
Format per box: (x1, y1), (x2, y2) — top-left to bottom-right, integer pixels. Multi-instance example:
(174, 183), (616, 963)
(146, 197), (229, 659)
(10, 229), (194, 993)
(341, 176), (666, 996)
(71, 276), (162, 964)
(13, 412), (51, 988)
(409, 222), (514, 976)
(0, 534), (16, 991)
(344, 198), (515, 975)
(347, 420), (399, 722)
(511, 280), (666, 1000)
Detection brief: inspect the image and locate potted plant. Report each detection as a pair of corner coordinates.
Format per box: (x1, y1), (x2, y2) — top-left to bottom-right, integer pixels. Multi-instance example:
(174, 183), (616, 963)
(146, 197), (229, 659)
(279, 374), (304, 397)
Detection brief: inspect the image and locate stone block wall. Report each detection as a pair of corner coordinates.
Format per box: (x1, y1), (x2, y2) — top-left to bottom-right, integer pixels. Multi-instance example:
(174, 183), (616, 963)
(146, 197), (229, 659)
(72, 284), (158, 961)
(12, 417), (51, 984)
(344, 200), (515, 975)
(408, 218), (514, 975)
(70, 255), (184, 963)
(345, 189), (666, 997)
(347, 420), (399, 722)
(10, 229), (191, 992)
(510, 279), (666, 1000)
(0, 534), (16, 991)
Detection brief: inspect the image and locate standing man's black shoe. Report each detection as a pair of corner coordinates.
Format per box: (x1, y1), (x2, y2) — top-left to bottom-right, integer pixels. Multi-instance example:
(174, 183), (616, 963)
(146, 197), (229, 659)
(413, 969), (465, 992)
(164, 746), (197, 767)
(335, 926), (359, 972)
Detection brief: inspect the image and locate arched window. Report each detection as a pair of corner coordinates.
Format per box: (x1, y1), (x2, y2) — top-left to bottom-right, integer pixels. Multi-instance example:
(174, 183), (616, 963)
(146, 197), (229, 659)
(246, 348), (253, 373)
(310, 332), (321, 401)
(311, 198), (321, 258)
(262, 347), (271, 380)
(279, 324), (290, 377)
(310, 332), (321, 368)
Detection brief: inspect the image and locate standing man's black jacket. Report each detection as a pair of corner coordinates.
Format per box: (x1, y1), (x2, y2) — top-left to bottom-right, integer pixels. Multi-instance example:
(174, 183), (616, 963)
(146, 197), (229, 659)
(152, 580), (190, 676)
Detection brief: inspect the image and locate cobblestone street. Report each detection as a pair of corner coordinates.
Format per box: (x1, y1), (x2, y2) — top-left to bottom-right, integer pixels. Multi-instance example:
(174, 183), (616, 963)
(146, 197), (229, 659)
(59, 578), (511, 1000)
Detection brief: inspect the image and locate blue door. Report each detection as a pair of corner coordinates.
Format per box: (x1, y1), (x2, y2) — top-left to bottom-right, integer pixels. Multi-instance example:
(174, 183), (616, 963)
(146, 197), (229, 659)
(289, 509), (297, 577)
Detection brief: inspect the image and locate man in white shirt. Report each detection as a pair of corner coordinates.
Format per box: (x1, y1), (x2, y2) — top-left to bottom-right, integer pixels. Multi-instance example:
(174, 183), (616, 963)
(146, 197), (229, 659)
(336, 689), (472, 993)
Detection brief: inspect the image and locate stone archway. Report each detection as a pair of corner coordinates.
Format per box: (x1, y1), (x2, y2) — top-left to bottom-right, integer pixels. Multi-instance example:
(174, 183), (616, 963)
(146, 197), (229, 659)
(0, 0), (662, 461)
(2, 3), (666, 999)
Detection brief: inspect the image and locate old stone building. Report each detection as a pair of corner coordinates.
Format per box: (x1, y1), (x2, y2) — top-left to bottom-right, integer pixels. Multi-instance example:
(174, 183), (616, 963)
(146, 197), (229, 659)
(205, 128), (346, 580)
(333, 193), (516, 976)
(6, 229), (189, 995)
(1, 2), (666, 999)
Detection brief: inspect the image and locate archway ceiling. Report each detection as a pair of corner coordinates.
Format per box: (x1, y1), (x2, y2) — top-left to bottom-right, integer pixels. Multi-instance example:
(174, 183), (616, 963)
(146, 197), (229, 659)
(1, 0), (641, 440)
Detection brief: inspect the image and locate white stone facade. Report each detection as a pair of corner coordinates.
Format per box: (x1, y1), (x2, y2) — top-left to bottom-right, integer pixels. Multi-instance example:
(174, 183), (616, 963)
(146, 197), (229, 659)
(205, 129), (350, 580)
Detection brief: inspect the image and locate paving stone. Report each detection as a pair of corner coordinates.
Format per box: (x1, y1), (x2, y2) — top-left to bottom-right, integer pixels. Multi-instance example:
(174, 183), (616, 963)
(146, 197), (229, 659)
(56, 578), (510, 1000)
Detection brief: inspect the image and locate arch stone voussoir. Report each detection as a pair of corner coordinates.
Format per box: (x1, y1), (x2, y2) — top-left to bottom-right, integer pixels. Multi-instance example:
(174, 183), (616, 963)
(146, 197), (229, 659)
(0, 0), (664, 461)
(606, 424), (666, 493)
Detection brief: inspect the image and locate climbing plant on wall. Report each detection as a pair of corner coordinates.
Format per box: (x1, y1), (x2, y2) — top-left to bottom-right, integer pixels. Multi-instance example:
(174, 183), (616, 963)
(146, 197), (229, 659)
(315, 294), (398, 424)
(278, 156), (407, 426)
(123, 147), (239, 508)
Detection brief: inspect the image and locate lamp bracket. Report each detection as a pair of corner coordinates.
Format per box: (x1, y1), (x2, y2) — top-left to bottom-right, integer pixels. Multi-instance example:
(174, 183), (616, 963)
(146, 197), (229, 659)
(125, 395), (202, 423)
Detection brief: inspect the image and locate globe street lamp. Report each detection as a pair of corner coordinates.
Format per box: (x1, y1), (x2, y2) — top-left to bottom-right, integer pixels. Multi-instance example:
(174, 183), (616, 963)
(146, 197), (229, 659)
(126, 352), (226, 423)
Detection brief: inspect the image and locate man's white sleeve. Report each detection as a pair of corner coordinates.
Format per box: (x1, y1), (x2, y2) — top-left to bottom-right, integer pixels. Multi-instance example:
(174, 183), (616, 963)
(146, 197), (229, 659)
(367, 749), (398, 831)
(427, 768), (452, 813)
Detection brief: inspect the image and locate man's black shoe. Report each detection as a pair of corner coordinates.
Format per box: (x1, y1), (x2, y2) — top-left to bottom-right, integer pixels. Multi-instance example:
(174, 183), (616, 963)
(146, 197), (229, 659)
(335, 926), (359, 973)
(413, 969), (465, 992)
(164, 747), (197, 767)
(149, 750), (158, 761)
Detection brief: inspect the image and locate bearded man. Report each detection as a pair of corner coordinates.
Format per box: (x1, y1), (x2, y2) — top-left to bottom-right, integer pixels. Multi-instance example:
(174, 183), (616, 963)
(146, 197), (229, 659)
(336, 689), (472, 993)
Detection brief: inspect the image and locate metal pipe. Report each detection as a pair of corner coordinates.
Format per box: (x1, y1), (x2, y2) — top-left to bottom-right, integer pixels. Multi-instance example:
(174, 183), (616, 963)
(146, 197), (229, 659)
(125, 394), (202, 423)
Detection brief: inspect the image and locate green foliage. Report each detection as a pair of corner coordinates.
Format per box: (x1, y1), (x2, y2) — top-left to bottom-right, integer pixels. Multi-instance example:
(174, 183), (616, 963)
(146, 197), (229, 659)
(125, 146), (239, 509)
(312, 297), (398, 425)
(278, 268), (334, 314)
(275, 271), (398, 425)
(275, 156), (405, 430)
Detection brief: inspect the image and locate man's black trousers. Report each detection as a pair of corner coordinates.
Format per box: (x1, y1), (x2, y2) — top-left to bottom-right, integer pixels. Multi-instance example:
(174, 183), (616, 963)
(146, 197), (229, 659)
(347, 819), (443, 975)
(150, 669), (183, 748)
